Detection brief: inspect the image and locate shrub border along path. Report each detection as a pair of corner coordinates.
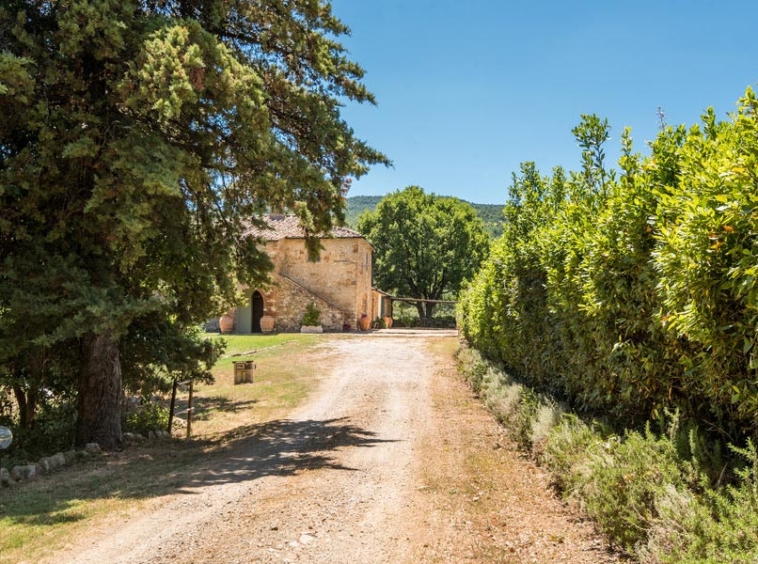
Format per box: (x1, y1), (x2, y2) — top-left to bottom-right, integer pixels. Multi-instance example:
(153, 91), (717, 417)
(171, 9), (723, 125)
(456, 342), (758, 564)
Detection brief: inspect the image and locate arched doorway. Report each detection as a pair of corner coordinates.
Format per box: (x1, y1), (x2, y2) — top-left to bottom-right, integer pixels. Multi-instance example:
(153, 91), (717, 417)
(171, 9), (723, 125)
(252, 291), (264, 333)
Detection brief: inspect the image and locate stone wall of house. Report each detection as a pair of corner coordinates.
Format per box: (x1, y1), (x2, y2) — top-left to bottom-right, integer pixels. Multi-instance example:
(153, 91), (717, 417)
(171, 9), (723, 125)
(276, 237), (373, 327)
(232, 234), (373, 333)
(272, 276), (347, 332)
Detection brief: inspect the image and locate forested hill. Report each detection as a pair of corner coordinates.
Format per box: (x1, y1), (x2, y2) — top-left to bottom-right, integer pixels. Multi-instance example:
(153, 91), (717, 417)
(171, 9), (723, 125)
(345, 196), (504, 238)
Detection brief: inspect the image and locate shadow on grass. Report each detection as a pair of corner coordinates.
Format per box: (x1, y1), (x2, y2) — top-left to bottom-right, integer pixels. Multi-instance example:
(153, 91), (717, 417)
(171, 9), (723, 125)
(188, 396), (260, 421)
(0, 417), (395, 526)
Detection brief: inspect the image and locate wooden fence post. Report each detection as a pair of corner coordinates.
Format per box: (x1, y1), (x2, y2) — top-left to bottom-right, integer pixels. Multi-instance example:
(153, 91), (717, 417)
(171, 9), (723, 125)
(167, 378), (178, 435)
(186, 380), (194, 438)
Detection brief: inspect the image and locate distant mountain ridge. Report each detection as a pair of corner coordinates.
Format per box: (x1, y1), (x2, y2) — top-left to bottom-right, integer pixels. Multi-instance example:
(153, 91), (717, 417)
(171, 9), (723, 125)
(345, 195), (504, 238)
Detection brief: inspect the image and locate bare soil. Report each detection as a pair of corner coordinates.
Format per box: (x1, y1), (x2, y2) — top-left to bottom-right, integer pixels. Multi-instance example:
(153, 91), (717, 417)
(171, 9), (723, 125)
(43, 332), (623, 564)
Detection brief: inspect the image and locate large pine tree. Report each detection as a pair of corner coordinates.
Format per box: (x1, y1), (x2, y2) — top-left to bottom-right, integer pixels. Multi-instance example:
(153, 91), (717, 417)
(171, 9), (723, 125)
(0, 0), (386, 448)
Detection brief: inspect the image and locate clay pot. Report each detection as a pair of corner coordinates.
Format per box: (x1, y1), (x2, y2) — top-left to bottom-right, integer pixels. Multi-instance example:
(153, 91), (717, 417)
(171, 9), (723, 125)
(358, 315), (371, 331)
(260, 315), (275, 333)
(219, 314), (235, 334)
(382, 316), (393, 329)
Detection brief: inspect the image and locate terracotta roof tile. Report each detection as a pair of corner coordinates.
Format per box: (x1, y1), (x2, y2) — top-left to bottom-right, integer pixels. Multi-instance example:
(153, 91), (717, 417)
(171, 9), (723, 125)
(242, 215), (364, 241)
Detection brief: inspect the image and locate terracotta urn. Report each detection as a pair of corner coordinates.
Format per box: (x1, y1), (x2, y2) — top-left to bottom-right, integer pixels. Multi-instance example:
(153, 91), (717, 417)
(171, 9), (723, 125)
(260, 315), (275, 333)
(358, 314), (371, 331)
(219, 313), (235, 334)
(382, 316), (393, 329)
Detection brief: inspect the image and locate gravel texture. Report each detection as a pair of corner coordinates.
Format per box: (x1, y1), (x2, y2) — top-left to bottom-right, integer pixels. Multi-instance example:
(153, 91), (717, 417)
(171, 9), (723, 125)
(48, 333), (624, 564)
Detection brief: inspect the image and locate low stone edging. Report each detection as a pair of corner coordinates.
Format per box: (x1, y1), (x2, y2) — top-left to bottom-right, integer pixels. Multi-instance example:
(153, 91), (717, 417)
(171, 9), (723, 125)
(1, 429), (172, 488)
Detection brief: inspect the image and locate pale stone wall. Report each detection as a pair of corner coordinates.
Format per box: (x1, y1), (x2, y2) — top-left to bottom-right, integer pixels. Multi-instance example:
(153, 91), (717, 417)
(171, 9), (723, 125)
(234, 235), (373, 332)
(272, 276), (347, 332)
(277, 237), (372, 329)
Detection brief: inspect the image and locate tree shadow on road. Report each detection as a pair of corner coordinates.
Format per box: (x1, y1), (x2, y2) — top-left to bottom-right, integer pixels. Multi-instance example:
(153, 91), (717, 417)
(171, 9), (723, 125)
(185, 417), (396, 487)
(0, 417), (396, 526)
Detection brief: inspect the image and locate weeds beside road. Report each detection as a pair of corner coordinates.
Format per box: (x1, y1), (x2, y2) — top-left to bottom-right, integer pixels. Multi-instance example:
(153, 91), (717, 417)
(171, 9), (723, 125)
(457, 343), (758, 564)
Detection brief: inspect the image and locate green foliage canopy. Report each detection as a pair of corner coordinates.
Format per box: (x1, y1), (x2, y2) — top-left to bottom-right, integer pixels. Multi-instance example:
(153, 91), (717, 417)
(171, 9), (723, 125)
(345, 195), (504, 238)
(0, 0), (386, 448)
(358, 186), (489, 318)
(460, 93), (758, 442)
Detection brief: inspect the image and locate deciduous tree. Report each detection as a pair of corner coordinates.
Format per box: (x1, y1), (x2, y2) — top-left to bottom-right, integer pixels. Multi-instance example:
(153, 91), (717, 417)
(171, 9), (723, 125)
(358, 186), (489, 320)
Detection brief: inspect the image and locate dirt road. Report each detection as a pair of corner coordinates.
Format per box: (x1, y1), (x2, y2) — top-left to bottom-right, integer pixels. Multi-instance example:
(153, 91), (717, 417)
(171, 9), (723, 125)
(51, 333), (622, 564)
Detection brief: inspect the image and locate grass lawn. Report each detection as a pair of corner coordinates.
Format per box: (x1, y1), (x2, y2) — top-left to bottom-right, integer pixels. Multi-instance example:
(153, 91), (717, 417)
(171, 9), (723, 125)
(186, 332), (327, 437)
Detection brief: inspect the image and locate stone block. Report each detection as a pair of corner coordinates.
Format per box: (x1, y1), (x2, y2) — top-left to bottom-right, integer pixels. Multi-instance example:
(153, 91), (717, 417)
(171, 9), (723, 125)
(49, 452), (66, 470)
(11, 464), (36, 482)
(84, 442), (101, 454)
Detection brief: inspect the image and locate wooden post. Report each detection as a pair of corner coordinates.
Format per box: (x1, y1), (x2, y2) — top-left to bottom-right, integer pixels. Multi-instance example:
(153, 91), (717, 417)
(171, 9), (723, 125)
(167, 378), (178, 435)
(186, 380), (194, 438)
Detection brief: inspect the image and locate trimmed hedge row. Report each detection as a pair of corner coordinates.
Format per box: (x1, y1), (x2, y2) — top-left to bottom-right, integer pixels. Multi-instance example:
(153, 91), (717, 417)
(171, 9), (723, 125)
(459, 88), (758, 442)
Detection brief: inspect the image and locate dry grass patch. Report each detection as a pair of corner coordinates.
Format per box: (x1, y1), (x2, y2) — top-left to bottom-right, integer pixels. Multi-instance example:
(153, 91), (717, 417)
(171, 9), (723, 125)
(185, 333), (327, 437)
(411, 338), (622, 563)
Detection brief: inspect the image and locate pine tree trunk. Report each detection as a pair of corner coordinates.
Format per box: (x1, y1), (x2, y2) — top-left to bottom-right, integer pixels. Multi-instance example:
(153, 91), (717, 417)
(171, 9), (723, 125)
(76, 329), (123, 450)
(11, 353), (44, 430)
(12, 384), (38, 431)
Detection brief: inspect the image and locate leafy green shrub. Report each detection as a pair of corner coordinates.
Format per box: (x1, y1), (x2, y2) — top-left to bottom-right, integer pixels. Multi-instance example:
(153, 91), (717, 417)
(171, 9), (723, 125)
(541, 413), (758, 562)
(540, 414), (603, 493)
(459, 96), (758, 441)
(644, 440), (758, 563)
(2, 400), (77, 466)
(301, 303), (321, 326)
(483, 375), (521, 426)
(513, 387), (540, 450)
(459, 340), (758, 561)
(121, 319), (223, 396)
(530, 401), (564, 450)
(123, 401), (169, 436)
(457, 344), (561, 449)
(457, 88), (758, 560)
(578, 425), (695, 550)
(455, 345), (488, 394)
(390, 314), (414, 328)
(461, 340), (758, 562)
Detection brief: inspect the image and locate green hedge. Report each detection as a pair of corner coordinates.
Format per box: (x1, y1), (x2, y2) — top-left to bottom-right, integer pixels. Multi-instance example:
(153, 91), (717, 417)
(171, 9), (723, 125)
(459, 87), (758, 442)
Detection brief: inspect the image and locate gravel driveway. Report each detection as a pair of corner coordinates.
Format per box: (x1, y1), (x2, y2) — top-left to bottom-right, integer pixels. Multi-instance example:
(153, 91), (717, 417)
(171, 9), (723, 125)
(52, 332), (622, 564)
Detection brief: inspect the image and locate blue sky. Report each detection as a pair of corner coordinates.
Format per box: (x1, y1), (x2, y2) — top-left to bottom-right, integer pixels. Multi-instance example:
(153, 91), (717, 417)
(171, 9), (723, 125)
(331, 0), (758, 204)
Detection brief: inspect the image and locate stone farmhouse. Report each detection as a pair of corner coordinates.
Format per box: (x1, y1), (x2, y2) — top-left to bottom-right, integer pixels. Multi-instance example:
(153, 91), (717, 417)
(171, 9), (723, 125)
(219, 213), (386, 333)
